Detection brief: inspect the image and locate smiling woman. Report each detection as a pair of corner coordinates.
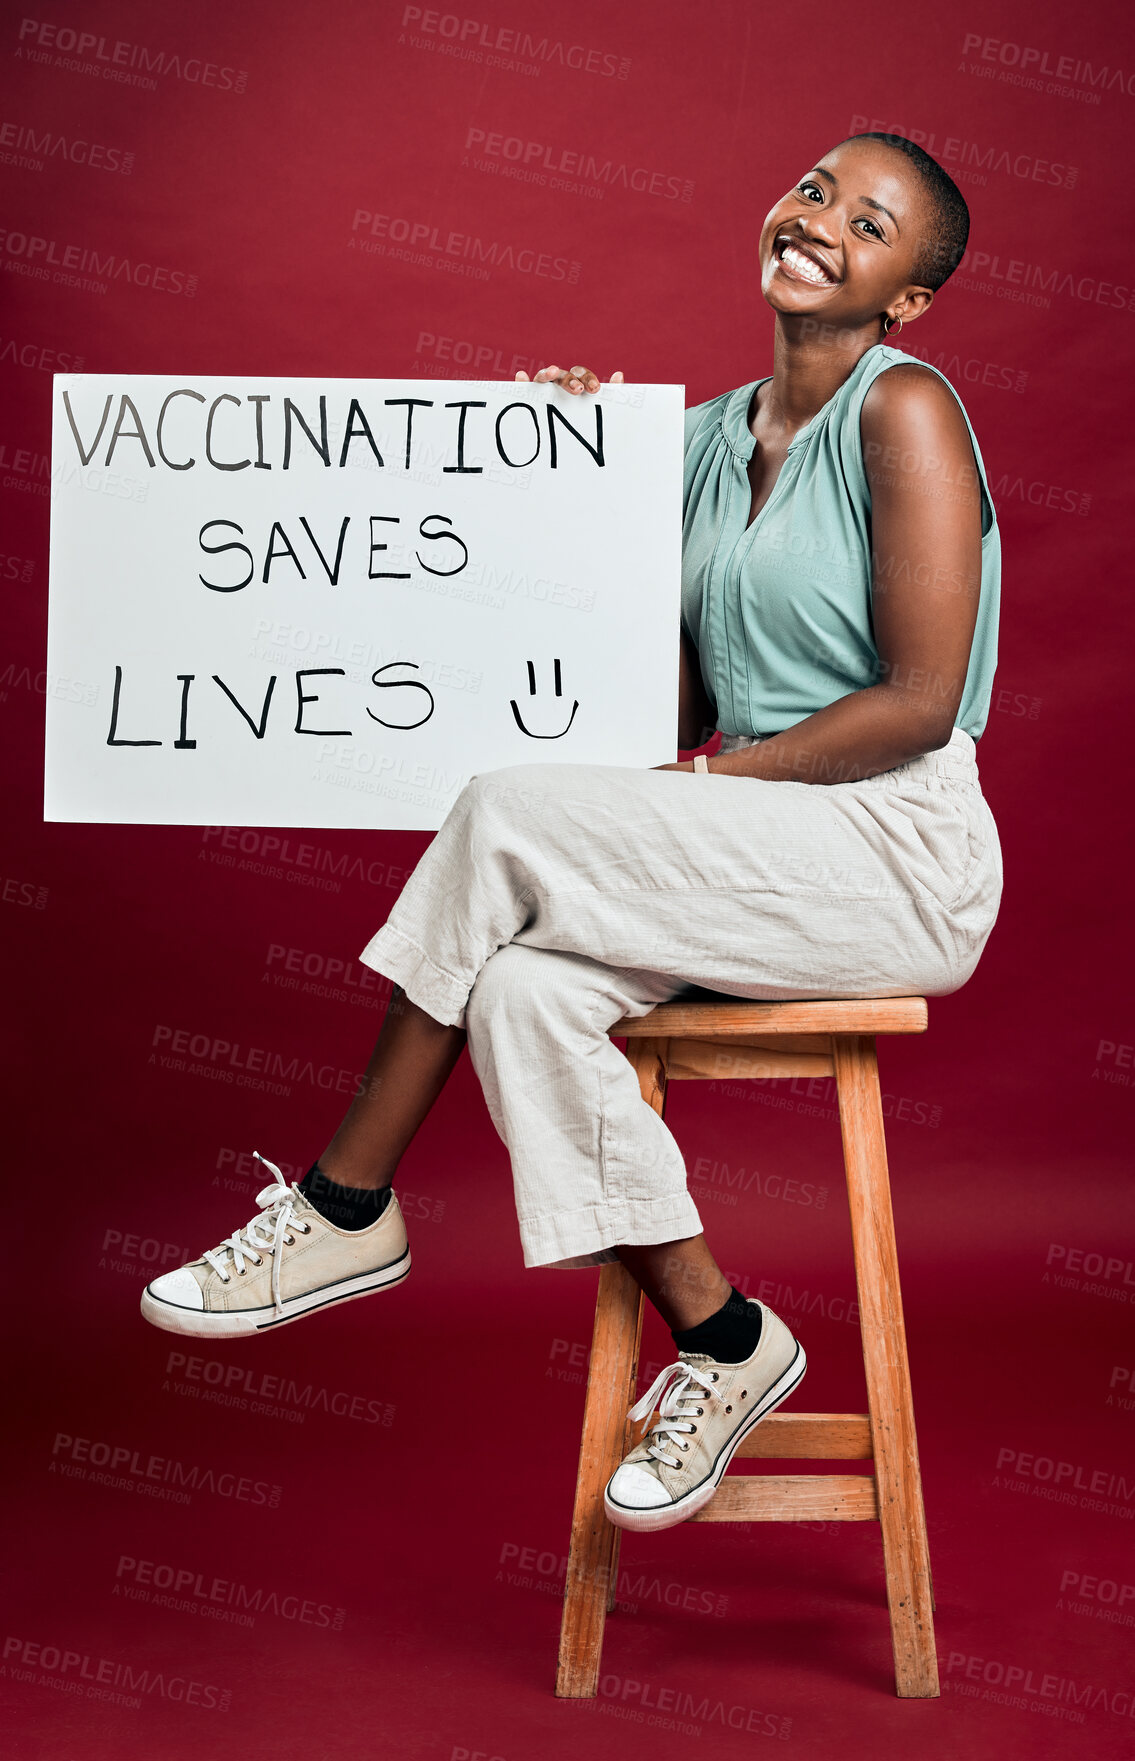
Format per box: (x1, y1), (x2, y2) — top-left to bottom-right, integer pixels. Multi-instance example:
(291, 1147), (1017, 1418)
(681, 131), (999, 773)
(141, 132), (1004, 1558)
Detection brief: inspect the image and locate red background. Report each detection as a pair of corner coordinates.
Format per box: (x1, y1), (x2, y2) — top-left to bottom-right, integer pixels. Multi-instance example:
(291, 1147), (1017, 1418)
(3, 2), (1133, 1756)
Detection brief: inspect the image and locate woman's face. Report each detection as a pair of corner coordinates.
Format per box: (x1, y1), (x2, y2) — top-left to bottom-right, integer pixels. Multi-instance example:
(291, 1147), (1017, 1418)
(758, 139), (933, 329)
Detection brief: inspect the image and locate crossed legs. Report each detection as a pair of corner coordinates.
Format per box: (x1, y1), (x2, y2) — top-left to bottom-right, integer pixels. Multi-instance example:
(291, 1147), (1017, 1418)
(317, 983), (731, 1331)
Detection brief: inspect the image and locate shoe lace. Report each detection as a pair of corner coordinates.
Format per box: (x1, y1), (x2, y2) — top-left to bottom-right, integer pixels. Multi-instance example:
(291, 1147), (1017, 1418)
(626, 1360), (724, 1469)
(201, 1152), (310, 1317)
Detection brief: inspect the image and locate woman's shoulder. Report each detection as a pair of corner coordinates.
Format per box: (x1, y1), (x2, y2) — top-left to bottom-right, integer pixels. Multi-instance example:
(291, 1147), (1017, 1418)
(862, 353), (964, 411)
(855, 348), (996, 534)
(859, 352), (978, 455)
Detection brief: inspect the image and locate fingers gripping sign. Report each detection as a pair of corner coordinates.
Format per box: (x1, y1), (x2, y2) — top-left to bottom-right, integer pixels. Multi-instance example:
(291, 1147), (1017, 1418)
(514, 364), (625, 394)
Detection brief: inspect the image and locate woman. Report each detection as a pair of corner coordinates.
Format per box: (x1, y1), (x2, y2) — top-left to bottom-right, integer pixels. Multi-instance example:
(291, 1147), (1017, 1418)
(141, 133), (1002, 1535)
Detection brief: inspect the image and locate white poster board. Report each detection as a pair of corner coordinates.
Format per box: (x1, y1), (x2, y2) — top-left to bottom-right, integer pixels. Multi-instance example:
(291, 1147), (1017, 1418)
(45, 376), (683, 830)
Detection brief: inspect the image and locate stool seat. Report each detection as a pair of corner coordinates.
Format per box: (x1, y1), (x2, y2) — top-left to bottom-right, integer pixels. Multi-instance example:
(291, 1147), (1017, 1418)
(613, 995), (927, 1037)
(556, 993), (939, 1701)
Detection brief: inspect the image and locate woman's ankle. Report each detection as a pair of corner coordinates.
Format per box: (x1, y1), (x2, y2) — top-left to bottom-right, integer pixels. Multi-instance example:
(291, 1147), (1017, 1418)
(299, 1162), (394, 1230)
(315, 1146), (396, 1191)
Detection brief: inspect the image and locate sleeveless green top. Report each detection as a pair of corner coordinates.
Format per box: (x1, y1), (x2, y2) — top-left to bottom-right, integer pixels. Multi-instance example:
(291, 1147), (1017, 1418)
(681, 344), (1000, 740)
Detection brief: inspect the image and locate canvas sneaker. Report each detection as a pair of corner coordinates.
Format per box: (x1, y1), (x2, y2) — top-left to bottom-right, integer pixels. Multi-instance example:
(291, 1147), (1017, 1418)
(140, 1153), (410, 1339)
(604, 1300), (806, 1533)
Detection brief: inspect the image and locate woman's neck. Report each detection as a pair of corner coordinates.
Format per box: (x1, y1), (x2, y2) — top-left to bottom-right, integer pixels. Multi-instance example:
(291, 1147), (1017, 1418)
(756, 316), (884, 438)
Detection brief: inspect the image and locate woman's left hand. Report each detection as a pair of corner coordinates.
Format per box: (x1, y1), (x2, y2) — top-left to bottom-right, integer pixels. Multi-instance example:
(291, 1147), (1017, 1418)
(514, 364), (624, 393)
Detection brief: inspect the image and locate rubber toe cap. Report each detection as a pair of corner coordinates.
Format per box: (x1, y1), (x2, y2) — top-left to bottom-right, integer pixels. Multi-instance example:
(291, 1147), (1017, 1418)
(146, 1267), (206, 1311)
(606, 1463), (672, 1511)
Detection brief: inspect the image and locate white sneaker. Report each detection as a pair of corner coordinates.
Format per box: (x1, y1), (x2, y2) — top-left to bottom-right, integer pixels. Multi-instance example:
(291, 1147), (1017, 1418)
(140, 1154), (410, 1339)
(604, 1300), (806, 1533)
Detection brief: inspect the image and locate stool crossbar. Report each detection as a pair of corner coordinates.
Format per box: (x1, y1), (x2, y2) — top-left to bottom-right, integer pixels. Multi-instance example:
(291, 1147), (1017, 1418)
(555, 996), (939, 1700)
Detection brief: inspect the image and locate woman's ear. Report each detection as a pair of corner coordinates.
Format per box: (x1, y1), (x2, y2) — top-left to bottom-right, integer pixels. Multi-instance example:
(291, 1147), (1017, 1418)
(886, 287), (935, 330)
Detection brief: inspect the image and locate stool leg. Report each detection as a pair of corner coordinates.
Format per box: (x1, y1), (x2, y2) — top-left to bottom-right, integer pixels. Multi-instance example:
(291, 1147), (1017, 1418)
(556, 1035), (665, 1695)
(606, 1531), (624, 1614)
(626, 1034), (668, 1118)
(832, 1035), (939, 1699)
(556, 1261), (644, 1696)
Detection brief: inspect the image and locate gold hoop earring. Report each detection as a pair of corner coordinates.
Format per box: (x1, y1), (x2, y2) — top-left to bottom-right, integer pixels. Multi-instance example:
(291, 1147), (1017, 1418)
(883, 315), (904, 337)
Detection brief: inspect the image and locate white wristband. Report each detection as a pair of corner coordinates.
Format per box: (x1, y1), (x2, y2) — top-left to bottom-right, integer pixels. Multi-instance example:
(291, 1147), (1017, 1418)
(693, 754), (709, 773)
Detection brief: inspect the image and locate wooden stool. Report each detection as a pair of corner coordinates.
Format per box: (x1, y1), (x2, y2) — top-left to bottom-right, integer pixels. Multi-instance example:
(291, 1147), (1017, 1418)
(556, 996), (939, 1700)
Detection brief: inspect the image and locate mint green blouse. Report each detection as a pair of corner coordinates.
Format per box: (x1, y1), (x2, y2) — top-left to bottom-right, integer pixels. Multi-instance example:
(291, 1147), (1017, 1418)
(681, 344), (1000, 740)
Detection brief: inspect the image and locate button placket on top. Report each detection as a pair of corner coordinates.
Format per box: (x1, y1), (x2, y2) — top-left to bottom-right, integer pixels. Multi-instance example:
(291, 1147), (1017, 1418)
(713, 382), (824, 736)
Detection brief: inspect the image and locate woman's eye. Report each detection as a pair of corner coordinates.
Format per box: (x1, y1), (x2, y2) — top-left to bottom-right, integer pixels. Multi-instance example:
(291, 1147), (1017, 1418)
(797, 180), (823, 201)
(857, 218), (883, 239)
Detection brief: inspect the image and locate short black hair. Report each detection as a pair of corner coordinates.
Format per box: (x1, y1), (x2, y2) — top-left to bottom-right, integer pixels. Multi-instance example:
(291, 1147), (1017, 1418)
(839, 132), (970, 290)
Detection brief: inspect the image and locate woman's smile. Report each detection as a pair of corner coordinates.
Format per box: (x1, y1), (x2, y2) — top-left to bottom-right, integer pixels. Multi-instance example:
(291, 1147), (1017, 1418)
(772, 235), (841, 288)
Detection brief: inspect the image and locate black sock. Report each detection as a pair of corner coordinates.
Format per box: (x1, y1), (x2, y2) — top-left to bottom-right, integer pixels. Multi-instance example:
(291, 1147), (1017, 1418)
(299, 1163), (394, 1231)
(671, 1286), (762, 1364)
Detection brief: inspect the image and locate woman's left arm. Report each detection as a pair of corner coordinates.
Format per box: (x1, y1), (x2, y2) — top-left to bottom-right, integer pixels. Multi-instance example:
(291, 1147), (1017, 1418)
(664, 365), (984, 782)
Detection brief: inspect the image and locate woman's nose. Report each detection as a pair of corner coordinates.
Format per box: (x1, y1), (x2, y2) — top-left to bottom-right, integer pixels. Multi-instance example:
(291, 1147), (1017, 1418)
(799, 210), (839, 248)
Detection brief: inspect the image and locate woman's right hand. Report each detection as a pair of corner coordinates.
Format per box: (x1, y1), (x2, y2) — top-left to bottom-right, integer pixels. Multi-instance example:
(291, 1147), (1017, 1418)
(514, 364), (624, 394)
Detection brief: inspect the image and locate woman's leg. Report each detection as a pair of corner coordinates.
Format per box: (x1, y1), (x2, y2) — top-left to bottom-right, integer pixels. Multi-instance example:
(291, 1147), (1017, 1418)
(347, 752), (977, 1272)
(144, 747), (987, 1349)
(464, 943), (703, 1269)
(615, 1238), (731, 1331)
(359, 756), (978, 1029)
(315, 961), (732, 1327)
(317, 987), (466, 1189)
(307, 958), (732, 1326)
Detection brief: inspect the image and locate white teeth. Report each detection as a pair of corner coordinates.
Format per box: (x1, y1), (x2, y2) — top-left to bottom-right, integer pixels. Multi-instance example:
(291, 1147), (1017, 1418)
(780, 243), (833, 286)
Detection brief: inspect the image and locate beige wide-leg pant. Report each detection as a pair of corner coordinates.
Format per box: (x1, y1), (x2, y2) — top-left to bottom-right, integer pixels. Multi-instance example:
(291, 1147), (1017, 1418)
(359, 729), (1001, 1269)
